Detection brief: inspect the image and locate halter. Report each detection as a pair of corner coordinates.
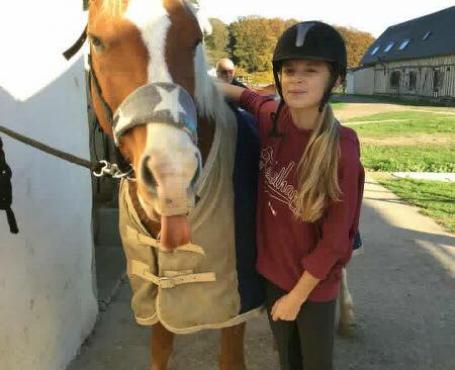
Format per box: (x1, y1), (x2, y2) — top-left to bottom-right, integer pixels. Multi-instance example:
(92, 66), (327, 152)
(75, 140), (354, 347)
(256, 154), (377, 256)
(63, 27), (202, 186)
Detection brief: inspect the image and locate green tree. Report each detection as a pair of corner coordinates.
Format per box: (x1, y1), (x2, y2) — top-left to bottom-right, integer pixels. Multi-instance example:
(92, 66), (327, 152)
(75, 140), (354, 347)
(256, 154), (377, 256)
(336, 26), (375, 68)
(229, 17), (297, 73)
(204, 18), (230, 65)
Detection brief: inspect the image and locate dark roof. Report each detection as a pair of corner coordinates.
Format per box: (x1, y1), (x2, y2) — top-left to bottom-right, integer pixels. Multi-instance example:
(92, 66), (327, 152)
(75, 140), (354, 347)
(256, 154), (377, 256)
(361, 6), (455, 66)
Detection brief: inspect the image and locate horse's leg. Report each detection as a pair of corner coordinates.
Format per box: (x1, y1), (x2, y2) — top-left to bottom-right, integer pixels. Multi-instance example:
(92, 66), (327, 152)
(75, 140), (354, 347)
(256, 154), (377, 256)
(338, 268), (356, 336)
(150, 322), (175, 370)
(219, 323), (247, 370)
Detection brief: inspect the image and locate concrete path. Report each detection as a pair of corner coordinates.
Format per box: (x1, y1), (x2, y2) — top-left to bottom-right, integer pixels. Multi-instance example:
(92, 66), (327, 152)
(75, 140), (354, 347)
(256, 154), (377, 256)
(392, 172), (455, 182)
(67, 176), (455, 370)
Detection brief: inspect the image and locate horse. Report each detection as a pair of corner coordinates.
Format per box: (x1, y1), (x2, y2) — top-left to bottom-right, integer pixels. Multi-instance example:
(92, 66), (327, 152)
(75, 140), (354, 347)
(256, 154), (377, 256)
(86, 1), (263, 369)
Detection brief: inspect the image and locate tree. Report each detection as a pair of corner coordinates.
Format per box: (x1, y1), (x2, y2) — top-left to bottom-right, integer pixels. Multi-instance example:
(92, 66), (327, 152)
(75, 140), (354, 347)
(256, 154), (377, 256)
(222, 16), (374, 77)
(204, 18), (230, 65)
(335, 26), (375, 68)
(229, 17), (297, 73)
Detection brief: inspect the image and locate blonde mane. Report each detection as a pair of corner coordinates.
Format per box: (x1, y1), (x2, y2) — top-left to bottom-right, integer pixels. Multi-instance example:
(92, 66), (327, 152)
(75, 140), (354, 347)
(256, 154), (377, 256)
(100, 0), (127, 16)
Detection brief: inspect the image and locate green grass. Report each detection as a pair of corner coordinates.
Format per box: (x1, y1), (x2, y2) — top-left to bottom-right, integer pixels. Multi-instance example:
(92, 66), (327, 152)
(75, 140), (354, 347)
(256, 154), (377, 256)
(331, 102), (347, 109)
(333, 93), (455, 107)
(350, 111), (455, 172)
(347, 111), (455, 135)
(375, 177), (455, 233)
(362, 146), (455, 172)
(354, 110), (455, 233)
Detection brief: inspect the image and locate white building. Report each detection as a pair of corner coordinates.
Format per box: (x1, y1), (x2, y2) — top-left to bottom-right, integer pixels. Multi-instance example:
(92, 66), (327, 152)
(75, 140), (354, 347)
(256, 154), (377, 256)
(0, 2), (98, 369)
(347, 6), (455, 103)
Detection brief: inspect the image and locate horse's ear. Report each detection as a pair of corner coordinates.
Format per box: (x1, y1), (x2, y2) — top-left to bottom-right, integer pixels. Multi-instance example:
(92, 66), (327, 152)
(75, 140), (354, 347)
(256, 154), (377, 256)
(186, 0), (212, 35)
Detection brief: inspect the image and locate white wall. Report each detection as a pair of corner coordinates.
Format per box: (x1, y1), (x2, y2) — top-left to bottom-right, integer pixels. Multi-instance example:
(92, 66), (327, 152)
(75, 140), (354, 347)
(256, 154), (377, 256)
(348, 67), (375, 95)
(345, 72), (355, 94)
(0, 2), (98, 369)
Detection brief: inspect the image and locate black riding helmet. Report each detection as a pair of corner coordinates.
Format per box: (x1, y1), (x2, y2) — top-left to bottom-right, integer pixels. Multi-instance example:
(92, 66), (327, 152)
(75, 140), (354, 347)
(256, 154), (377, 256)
(270, 21), (347, 136)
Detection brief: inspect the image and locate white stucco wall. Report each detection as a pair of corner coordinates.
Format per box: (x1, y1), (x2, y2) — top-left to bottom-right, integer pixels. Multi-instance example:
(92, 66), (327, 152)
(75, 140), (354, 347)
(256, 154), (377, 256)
(0, 2), (98, 369)
(347, 67), (375, 95)
(345, 72), (355, 94)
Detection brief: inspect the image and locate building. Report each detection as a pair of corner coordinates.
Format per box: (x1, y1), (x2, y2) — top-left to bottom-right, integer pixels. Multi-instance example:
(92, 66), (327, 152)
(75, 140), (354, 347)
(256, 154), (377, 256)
(0, 2), (98, 369)
(346, 6), (455, 102)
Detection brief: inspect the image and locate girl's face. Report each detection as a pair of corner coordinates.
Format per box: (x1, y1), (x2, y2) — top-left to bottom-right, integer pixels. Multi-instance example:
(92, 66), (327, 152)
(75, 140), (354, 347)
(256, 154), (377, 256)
(279, 59), (333, 110)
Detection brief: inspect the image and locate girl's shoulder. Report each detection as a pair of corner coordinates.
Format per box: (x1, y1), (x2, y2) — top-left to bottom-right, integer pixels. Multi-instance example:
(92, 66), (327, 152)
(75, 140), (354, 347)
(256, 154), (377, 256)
(337, 123), (361, 159)
(338, 123), (359, 144)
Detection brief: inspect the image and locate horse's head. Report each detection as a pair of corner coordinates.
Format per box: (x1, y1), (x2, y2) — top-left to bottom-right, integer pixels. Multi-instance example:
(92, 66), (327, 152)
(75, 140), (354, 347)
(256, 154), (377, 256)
(87, 0), (221, 247)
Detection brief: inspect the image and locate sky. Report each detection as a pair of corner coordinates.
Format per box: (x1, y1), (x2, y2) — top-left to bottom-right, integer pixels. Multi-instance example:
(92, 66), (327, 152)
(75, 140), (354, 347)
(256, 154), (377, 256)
(201, 0), (454, 37)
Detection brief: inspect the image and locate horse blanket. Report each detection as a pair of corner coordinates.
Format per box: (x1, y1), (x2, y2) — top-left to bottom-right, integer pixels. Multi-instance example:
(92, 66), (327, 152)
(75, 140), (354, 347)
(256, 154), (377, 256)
(118, 107), (264, 334)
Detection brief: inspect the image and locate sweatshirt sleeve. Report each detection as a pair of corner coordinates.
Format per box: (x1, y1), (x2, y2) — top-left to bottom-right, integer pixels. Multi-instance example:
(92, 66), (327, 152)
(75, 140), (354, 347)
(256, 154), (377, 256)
(301, 135), (363, 280)
(239, 89), (276, 123)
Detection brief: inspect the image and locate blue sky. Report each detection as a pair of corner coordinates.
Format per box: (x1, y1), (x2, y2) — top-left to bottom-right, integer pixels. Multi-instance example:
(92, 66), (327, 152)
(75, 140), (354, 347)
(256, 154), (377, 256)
(202, 0), (454, 37)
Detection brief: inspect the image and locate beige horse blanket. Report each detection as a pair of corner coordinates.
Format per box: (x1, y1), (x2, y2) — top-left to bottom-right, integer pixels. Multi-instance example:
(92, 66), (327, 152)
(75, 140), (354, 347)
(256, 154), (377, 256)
(118, 108), (263, 334)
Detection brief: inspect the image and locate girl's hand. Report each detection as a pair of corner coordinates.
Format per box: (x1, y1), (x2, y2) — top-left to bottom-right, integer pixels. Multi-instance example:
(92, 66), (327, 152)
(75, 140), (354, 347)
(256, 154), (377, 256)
(271, 292), (307, 321)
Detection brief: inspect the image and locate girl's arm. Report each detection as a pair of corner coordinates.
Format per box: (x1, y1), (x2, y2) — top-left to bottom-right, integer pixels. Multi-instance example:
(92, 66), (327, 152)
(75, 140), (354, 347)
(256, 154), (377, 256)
(217, 81), (246, 103)
(271, 271), (320, 321)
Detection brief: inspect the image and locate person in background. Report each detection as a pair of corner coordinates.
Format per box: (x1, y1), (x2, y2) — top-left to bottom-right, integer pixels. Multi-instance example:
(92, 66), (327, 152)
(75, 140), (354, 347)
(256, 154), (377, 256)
(216, 58), (247, 88)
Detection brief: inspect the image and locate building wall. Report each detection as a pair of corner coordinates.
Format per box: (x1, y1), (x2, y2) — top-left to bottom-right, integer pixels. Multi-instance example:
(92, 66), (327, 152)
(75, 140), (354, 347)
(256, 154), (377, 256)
(347, 67), (375, 95)
(349, 55), (455, 99)
(345, 72), (355, 94)
(373, 55), (455, 98)
(0, 2), (98, 370)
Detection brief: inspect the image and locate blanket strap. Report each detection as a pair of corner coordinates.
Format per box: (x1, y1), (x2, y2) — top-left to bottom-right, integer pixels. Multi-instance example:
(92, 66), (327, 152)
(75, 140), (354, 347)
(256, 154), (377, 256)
(126, 225), (206, 255)
(130, 260), (216, 289)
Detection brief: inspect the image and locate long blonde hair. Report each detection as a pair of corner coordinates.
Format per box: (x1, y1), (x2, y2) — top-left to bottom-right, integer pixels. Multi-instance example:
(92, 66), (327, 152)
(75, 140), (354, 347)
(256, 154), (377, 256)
(293, 104), (341, 223)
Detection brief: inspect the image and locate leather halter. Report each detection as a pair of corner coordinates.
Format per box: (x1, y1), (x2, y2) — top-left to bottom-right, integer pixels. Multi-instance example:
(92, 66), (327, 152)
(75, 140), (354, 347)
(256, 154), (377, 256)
(63, 27), (202, 187)
(63, 27), (132, 174)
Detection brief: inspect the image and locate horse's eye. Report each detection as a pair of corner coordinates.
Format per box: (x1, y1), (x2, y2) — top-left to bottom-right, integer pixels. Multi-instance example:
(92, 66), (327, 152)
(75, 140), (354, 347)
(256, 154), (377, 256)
(89, 34), (105, 51)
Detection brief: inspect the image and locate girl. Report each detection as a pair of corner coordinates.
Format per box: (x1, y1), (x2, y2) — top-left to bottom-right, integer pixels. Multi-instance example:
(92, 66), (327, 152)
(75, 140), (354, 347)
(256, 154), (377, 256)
(220, 21), (365, 370)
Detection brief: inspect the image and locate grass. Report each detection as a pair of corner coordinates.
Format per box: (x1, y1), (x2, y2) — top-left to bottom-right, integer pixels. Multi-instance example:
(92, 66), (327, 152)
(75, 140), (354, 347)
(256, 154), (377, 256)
(374, 175), (455, 233)
(347, 111), (455, 137)
(331, 102), (347, 109)
(343, 108), (455, 233)
(348, 111), (455, 172)
(362, 146), (455, 172)
(332, 93), (455, 107)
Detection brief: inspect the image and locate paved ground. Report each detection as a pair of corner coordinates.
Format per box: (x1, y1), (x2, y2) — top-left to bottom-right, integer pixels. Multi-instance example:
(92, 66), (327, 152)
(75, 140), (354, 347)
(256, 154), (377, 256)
(392, 172), (455, 182)
(67, 176), (455, 370)
(332, 97), (455, 122)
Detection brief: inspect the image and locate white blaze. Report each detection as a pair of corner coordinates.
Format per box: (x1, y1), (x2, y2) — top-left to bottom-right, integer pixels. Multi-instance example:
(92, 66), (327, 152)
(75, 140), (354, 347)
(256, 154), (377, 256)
(125, 0), (200, 215)
(125, 0), (173, 83)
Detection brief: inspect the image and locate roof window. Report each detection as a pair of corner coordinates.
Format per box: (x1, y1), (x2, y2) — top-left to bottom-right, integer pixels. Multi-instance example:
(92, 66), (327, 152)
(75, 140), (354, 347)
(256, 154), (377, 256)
(423, 31), (432, 41)
(371, 45), (381, 55)
(384, 41), (395, 53)
(399, 39), (411, 50)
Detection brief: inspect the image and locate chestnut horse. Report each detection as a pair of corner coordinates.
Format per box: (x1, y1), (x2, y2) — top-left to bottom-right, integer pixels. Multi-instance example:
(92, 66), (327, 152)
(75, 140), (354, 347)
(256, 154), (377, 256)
(86, 1), (262, 369)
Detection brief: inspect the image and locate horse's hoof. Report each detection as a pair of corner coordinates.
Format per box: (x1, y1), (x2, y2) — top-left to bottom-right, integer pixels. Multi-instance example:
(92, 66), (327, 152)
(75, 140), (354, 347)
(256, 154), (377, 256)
(337, 322), (357, 337)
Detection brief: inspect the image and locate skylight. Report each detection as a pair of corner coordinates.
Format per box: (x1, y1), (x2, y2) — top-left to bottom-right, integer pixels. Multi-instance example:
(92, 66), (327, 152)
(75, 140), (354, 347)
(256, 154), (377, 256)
(371, 45), (381, 55)
(384, 42), (395, 53)
(399, 39), (411, 50)
(423, 31), (432, 41)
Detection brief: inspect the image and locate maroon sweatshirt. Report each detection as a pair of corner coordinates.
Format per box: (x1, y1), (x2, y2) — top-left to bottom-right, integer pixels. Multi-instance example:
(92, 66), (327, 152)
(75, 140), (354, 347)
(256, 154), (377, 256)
(240, 90), (365, 302)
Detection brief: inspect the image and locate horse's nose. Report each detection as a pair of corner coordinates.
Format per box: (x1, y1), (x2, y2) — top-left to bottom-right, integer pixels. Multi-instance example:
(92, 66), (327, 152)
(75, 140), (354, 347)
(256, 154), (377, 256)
(139, 152), (196, 215)
(140, 154), (159, 190)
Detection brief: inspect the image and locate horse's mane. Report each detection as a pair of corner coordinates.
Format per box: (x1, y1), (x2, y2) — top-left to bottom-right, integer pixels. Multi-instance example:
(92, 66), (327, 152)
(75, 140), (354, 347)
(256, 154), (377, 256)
(100, 0), (127, 16)
(194, 44), (229, 125)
